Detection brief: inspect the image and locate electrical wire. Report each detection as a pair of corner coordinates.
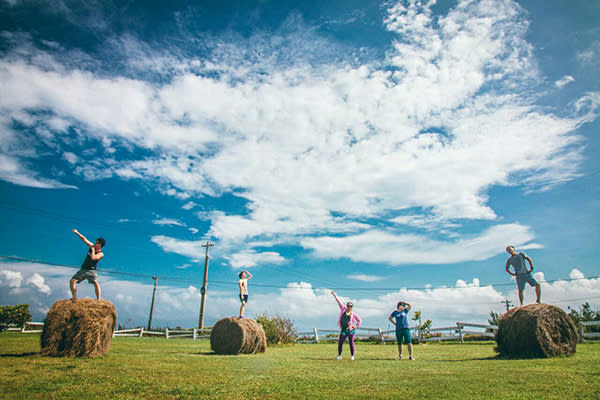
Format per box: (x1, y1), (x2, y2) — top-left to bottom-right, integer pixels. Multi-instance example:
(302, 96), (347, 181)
(1, 254), (598, 292)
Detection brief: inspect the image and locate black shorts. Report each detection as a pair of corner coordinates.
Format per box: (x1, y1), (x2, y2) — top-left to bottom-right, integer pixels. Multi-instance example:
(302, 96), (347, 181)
(240, 294), (248, 303)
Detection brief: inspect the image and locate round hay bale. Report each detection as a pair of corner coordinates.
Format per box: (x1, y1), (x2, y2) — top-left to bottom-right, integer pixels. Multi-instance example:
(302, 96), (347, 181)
(41, 299), (117, 357)
(495, 303), (578, 358)
(210, 317), (267, 355)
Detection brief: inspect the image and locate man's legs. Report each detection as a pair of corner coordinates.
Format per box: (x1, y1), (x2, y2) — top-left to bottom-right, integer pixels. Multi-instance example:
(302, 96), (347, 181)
(239, 301), (246, 317)
(408, 343), (414, 360)
(397, 343), (403, 358)
(93, 281), (101, 300)
(70, 279), (78, 299)
(518, 289), (524, 306)
(535, 283), (541, 303)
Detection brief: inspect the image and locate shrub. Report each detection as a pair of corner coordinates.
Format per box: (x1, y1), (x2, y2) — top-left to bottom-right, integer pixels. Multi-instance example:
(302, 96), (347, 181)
(0, 304), (32, 331)
(255, 312), (296, 345)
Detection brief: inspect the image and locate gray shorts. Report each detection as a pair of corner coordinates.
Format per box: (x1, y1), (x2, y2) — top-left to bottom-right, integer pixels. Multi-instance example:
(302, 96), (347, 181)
(72, 269), (98, 283)
(516, 273), (537, 291)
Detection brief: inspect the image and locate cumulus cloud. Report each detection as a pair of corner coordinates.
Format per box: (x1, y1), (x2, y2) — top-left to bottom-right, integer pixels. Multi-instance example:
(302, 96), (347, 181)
(3, 261), (599, 330)
(302, 223), (542, 265)
(555, 75), (575, 88)
(27, 273), (51, 295)
(0, 269), (23, 287)
(0, 0), (598, 265)
(227, 250), (286, 268)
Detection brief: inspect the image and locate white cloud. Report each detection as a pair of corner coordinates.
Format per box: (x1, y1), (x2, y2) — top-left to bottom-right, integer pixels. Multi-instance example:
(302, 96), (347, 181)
(302, 223), (541, 265)
(555, 75), (575, 88)
(3, 262), (599, 331)
(152, 218), (185, 227)
(62, 152), (79, 165)
(182, 201), (197, 210)
(0, 154), (77, 189)
(348, 274), (384, 282)
(27, 273), (51, 295)
(0, 0), (598, 265)
(0, 269), (23, 287)
(227, 250), (286, 268)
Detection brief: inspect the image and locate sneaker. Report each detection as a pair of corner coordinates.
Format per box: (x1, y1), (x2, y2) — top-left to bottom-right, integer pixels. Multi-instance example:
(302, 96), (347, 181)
(351, 356), (354, 361)
(409, 356), (415, 361)
(335, 355), (342, 360)
(396, 355), (403, 360)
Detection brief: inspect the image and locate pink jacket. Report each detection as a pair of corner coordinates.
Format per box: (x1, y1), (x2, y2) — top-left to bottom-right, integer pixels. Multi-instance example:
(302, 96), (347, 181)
(333, 293), (362, 330)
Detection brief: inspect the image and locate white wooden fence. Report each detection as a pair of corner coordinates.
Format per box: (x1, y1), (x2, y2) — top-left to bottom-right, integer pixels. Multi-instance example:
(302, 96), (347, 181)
(578, 321), (600, 343)
(298, 322), (497, 344)
(7, 320), (600, 343)
(4, 323), (212, 340)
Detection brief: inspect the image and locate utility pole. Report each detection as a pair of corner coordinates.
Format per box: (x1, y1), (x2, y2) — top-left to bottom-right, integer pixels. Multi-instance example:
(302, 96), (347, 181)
(501, 299), (513, 312)
(147, 276), (158, 330)
(198, 242), (214, 329)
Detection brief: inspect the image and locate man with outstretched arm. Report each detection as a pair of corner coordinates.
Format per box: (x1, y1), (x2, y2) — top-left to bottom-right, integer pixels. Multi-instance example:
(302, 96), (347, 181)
(70, 229), (105, 300)
(505, 245), (541, 306)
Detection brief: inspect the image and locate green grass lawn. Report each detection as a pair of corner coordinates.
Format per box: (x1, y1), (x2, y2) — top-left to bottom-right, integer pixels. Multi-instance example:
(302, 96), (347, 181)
(0, 333), (598, 399)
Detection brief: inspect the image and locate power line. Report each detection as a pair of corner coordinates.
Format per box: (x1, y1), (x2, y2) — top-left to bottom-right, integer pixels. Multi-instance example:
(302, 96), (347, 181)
(1, 254), (598, 292)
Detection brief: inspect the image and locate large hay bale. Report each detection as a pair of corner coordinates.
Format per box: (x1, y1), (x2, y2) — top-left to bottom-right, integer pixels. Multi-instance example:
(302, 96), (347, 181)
(41, 299), (117, 357)
(210, 317), (267, 355)
(495, 303), (578, 358)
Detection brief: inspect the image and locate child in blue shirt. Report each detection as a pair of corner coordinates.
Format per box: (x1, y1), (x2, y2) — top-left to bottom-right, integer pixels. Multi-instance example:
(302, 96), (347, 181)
(388, 301), (415, 360)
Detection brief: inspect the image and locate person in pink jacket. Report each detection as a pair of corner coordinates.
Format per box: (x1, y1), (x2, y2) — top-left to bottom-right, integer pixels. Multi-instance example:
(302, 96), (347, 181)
(331, 291), (362, 360)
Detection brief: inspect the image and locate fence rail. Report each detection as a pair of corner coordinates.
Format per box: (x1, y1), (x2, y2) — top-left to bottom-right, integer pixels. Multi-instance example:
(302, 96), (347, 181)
(297, 322), (498, 344)
(578, 321), (600, 343)
(7, 320), (600, 343)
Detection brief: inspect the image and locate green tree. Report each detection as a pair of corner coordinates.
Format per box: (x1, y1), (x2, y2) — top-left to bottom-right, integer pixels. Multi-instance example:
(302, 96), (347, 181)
(0, 304), (32, 331)
(568, 302), (600, 333)
(412, 310), (432, 340)
(256, 312), (297, 345)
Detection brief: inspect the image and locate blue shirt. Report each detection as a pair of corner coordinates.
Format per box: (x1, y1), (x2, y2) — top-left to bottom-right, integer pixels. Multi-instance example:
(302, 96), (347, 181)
(391, 309), (409, 329)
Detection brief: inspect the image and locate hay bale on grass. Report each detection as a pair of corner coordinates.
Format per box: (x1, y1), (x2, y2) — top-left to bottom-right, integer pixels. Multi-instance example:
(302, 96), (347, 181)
(210, 317), (267, 355)
(495, 303), (578, 358)
(41, 299), (117, 357)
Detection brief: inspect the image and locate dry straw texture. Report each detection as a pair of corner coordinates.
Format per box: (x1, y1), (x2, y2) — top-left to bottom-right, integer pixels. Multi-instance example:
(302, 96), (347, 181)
(41, 299), (117, 357)
(495, 303), (578, 358)
(210, 317), (267, 355)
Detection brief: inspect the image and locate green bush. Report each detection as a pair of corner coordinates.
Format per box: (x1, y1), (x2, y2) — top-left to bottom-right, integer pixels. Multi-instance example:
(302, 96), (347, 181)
(256, 312), (296, 345)
(0, 304), (32, 331)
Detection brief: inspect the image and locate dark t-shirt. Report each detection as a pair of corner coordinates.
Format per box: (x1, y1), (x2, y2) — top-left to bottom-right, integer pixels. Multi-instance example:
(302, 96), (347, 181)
(81, 249), (102, 270)
(340, 312), (351, 330)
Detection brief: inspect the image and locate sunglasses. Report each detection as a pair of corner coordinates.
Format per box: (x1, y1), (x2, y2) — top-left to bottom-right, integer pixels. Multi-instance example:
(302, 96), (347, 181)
(346, 304), (353, 308)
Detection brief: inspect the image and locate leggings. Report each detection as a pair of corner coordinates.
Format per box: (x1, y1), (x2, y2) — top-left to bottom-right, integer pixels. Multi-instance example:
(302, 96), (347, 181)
(338, 332), (355, 356)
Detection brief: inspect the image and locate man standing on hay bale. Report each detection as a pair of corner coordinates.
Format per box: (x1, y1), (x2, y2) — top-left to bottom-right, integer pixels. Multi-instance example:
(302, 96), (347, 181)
(70, 229), (105, 300)
(238, 270), (253, 318)
(505, 245), (541, 306)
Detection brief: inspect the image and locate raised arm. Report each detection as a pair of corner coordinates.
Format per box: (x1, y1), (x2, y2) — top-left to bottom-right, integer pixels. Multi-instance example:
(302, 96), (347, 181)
(245, 271), (253, 280)
(73, 229), (93, 248)
(331, 291), (344, 310)
(405, 302), (412, 312)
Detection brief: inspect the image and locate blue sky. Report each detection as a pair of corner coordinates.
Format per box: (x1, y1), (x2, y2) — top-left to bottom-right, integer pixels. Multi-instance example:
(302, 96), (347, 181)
(0, 0), (599, 331)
